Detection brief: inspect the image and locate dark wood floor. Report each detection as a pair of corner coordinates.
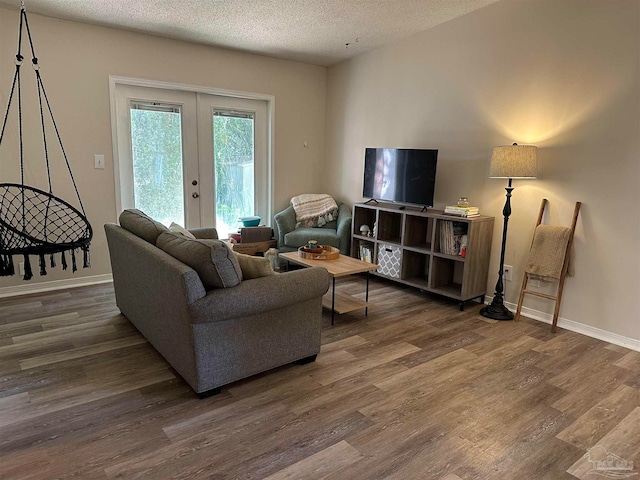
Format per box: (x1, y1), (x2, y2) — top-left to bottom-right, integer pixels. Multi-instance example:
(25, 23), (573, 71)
(0, 277), (638, 479)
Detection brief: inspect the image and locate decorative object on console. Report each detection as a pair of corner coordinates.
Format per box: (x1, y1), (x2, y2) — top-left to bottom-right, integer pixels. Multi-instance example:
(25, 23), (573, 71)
(457, 197), (470, 207)
(480, 143), (537, 321)
(444, 205), (480, 218)
(359, 224), (371, 236)
(460, 235), (468, 258)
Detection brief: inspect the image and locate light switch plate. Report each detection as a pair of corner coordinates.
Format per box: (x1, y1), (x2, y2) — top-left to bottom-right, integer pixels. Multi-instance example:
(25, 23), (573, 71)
(94, 154), (105, 169)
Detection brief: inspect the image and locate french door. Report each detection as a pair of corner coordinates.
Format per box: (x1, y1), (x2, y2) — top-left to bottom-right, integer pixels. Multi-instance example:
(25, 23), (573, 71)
(113, 82), (269, 237)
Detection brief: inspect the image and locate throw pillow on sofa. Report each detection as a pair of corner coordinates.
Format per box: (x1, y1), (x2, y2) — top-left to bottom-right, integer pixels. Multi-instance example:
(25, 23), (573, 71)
(119, 209), (169, 244)
(169, 222), (196, 239)
(156, 232), (242, 289)
(233, 252), (275, 279)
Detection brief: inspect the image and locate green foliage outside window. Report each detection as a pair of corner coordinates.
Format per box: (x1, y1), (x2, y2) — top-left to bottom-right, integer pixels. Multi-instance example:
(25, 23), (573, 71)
(129, 107), (255, 235)
(130, 108), (184, 226)
(213, 114), (255, 236)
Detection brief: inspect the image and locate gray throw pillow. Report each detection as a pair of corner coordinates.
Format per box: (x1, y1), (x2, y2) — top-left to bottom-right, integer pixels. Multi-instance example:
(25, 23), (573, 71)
(156, 232), (242, 289)
(119, 209), (169, 244)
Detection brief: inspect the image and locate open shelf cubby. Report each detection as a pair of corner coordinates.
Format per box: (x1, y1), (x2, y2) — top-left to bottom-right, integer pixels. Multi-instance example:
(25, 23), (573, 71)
(351, 202), (494, 309)
(377, 210), (402, 244)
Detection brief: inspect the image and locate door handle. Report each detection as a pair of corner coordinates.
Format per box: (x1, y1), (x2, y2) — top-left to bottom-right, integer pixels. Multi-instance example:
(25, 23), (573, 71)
(192, 192), (199, 198)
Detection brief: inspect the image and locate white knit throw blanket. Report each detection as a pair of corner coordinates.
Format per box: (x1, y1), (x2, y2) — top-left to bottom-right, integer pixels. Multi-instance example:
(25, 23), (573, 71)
(291, 194), (338, 228)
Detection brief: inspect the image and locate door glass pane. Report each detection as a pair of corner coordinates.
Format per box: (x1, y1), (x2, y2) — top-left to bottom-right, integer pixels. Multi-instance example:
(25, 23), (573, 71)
(213, 111), (255, 237)
(130, 103), (184, 226)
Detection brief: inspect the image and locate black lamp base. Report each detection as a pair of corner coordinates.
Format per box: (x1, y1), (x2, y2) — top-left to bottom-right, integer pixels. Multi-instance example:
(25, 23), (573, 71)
(482, 177), (516, 322)
(480, 303), (514, 321)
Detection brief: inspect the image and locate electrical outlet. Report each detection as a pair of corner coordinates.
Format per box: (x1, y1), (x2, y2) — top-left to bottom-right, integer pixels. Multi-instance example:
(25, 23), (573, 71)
(19, 261), (25, 276)
(503, 264), (513, 281)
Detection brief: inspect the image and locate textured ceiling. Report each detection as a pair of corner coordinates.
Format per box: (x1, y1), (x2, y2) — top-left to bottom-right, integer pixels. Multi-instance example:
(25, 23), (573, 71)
(0, 0), (501, 66)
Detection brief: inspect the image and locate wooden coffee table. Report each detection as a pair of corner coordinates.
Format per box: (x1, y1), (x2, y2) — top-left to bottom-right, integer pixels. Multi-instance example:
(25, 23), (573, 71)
(280, 251), (379, 325)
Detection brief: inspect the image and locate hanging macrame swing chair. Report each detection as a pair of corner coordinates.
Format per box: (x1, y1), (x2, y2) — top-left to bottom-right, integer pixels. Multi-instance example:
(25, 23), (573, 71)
(0, 4), (92, 280)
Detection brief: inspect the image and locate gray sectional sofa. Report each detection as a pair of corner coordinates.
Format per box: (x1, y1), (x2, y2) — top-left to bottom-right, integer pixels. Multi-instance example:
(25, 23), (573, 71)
(104, 210), (330, 397)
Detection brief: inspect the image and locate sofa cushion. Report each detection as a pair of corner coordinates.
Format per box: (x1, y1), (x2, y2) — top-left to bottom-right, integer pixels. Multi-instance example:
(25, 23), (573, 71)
(284, 228), (340, 249)
(119, 209), (169, 244)
(233, 252), (275, 279)
(156, 232), (242, 289)
(169, 222), (196, 239)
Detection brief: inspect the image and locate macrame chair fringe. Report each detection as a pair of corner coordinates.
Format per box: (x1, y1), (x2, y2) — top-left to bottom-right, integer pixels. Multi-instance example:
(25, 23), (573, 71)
(0, 6), (92, 280)
(82, 245), (90, 268)
(39, 253), (46, 276)
(0, 254), (14, 276)
(23, 254), (32, 281)
(71, 249), (77, 273)
(0, 247), (91, 279)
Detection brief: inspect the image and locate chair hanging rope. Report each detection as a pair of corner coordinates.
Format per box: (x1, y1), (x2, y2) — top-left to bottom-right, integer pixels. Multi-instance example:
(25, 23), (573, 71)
(0, 4), (92, 280)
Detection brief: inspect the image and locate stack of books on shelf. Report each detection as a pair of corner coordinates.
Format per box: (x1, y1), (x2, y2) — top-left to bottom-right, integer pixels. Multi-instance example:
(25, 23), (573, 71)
(359, 244), (373, 263)
(439, 221), (468, 256)
(443, 205), (480, 218)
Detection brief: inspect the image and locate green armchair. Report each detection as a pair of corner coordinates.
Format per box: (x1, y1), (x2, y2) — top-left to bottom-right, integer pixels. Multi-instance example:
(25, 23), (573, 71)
(274, 202), (352, 255)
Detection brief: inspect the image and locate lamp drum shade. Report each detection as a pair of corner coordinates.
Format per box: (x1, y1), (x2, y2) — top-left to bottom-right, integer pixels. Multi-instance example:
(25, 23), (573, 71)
(489, 144), (538, 179)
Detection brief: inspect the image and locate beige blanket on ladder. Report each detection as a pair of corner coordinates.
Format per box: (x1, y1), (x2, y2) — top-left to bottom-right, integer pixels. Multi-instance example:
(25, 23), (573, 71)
(525, 225), (572, 282)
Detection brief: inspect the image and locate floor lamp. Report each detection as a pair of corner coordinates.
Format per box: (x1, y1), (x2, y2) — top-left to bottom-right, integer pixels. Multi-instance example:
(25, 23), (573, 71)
(480, 143), (537, 321)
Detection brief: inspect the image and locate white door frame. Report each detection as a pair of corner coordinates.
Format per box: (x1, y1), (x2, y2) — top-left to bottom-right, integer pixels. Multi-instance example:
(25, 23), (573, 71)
(109, 76), (275, 226)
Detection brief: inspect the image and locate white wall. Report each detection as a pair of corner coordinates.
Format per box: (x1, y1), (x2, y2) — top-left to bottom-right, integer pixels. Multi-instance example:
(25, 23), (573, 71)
(324, 0), (640, 341)
(0, 7), (326, 289)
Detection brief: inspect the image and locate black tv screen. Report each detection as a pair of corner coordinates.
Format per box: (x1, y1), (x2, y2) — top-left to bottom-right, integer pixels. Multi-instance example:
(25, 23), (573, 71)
(363, 148), (438, 207)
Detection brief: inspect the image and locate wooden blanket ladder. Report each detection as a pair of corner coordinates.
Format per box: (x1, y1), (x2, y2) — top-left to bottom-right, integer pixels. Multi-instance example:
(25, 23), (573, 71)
(514, 199), (581, 332)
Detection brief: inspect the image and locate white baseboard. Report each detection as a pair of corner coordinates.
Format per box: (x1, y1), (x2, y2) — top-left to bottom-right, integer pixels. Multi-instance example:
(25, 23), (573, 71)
(0, 274), (113, 299)
(486, 297), (640, 353)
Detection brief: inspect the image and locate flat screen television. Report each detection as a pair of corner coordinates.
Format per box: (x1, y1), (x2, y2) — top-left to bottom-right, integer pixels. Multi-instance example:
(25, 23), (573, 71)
(363, 148), (438, 208)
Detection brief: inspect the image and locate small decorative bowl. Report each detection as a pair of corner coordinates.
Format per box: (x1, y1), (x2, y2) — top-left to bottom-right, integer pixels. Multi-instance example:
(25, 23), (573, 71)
(239, 216), (261, 227)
